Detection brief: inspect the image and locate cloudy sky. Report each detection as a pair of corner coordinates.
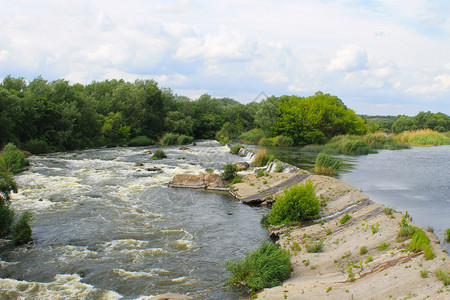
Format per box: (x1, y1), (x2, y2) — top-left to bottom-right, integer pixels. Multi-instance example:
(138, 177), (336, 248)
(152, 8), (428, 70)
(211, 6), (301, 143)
(1, 0), (449, 115)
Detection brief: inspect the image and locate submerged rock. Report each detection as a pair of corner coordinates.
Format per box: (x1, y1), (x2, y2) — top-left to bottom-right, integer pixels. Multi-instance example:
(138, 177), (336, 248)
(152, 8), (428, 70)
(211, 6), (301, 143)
(134, 162), (144, 167)
(235, 161), (250, 171)
(179, 147), (190, 150)
(147, 293), (192, 300)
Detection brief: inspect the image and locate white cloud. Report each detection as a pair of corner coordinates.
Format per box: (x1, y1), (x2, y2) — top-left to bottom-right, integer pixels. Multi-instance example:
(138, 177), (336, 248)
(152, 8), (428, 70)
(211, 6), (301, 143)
(0, 50), (9, 63)
(406, 73), (450, 94)
(327, 45), (369, 73)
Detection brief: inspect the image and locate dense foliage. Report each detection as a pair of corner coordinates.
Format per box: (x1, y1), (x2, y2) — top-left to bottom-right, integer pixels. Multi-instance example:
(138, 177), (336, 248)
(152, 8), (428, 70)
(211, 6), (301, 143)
(267, 180), (319, 225)
(1, 75), (448, 153)
(224, 241), (292, 291)
(220, 163), (238, 182)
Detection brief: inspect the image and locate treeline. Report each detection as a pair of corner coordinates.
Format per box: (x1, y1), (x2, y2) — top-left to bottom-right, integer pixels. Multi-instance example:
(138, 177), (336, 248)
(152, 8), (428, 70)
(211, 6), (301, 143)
(363, 112), (450, 134)
(1, 75), (449, 153)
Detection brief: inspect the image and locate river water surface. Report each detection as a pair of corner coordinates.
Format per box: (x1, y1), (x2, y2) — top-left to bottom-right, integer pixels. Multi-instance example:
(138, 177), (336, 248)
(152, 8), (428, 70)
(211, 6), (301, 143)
(0, 141), (269, 299)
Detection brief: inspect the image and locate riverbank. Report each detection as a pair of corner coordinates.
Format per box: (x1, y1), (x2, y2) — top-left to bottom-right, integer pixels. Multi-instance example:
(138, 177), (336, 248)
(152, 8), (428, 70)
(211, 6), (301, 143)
(169, 159), (450, 299)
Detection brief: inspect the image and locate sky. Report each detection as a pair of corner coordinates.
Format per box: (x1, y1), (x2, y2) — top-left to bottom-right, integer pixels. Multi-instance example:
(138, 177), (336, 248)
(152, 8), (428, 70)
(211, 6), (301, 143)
(0, 0), (449, 116)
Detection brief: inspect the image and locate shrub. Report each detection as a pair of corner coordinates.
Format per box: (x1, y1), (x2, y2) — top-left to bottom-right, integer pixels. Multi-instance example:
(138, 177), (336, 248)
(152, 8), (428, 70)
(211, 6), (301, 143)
(0, 202), (15, 237)
(360, 246), (368, 255)
(272, 135), (294, 147)
(435, 269), (450, 286)
(305, 239), (324, 253)
(383, 207), (393, 216)
(224, 241), (291, 291)
(339, 214), (352, 224)
(230, 144), (243, 154)
(445, 228), (450, 243)
(12, 210), (33, 246)
(152, 150), (167, 160)
(256, 170), (266, 178)
(251, 149), (270, 167)
(128, 136), (155, 147)
(0, 171), (18, 202)
(221, 163), (238, 182)
(408, 228), (435, 259)
(161, 133), (180, 146)
(178, 135), (194, 145)
(267, 180), (319, 225)
(205, 168), (214, 173)
(314, 152), (341, 176)
(0, 143), (27, 174)
(23, 139), (49, 154)
(420, 270), (428, 278)
(239, 129), (265, 145)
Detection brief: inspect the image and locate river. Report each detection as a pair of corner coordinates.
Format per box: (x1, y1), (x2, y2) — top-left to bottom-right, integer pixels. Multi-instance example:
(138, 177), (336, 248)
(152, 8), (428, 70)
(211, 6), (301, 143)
(0, 141), (269, 299)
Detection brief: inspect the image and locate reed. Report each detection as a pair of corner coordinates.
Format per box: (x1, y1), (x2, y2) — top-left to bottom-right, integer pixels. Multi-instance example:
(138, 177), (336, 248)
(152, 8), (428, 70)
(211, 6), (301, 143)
(251, 149), (270, 167)
(314, 152), (342, 175)
(408, 228), (435, 259)
(391, 129), (450, 146)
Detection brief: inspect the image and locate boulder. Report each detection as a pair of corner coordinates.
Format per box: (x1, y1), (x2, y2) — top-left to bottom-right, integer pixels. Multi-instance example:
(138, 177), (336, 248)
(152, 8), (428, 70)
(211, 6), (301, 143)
(235, 161), (250, 171)
(169, 172), (228, 190)
(147, 293), (193, 300)
(179, 147), (190, 150)
(145, 150), (152, 155)
(147, 167), (163, 173)
(134, 162), (144, 167)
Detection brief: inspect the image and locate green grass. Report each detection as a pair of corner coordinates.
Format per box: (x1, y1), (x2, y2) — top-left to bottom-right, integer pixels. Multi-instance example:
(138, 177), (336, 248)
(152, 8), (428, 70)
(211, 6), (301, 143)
(408, 229), (435, 259)
(267, 180), (319, 225)
(224, 241), (292, 291)
(339, 213), (352, 224)
(314, 152), (342, 176)
(305, 239), (324, 253)
(161, 132), (180, 146)
(178, 135), (193, 145)
(445, 228), (450, 243)
(420, 270), (428, 278)
(377, 243), (390, 251)
(274, 162), (283, 173)
(397, 216), (418, 241)
(392, 129), (450, 146)
(383, 207), (393, 216)
(435, 269), (450, 286)
(238, 129), (265, 145)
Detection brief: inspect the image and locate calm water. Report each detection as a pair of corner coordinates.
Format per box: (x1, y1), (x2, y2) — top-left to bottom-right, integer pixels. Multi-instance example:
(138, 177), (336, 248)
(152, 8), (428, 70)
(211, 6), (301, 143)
(339, 146), (450, 250)
(0, 141), (269, 299)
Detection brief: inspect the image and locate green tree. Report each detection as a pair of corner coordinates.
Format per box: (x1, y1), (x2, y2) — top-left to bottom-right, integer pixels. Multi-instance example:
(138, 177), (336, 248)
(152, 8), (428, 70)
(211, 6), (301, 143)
(392, 115), (415, 134)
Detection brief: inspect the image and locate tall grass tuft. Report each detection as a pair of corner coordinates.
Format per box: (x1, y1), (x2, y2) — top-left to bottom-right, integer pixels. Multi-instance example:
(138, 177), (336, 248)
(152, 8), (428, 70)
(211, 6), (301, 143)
(445, 228), (450, 243)
(397, 215), (417, 241)
(314, 152), (342, 175)
(224, 241), (292, 291)
(435, 269), (450, 286)
(251, 149), (270, 167)
(239, 129), (265, 145)
(161, 133), (180, 146)
(408, 228), (435, 259)
(392, 129), (450, 146)
(267, 180), (319, 225)
(178, 135), (193, 145)
(305, 239), (324, 253)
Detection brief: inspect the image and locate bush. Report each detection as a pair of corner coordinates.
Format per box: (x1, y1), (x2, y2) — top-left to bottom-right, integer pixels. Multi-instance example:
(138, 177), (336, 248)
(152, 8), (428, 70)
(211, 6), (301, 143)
(224, 241), (292, 291)
(239, 129), (265, 145)
(12, 210), (33, 246)
(251, 149), (270, 167)
(221, 163), (238, 182)
(408, 228), (435, 259)
(0, 143), (27, 174)
(272, 135), (294, 147)
(230, 144), (243, 154)
(178, 135), (194, 145)
(305, 239), (324, 253)
(445, 228), (450, 243)
(397, 216), (417, 240)
(23, 139), (49, 154)
(0, 202), (15, 237)
(152, 150), (167, 160)
(267, 180), (319, 225)
(128, 136), (155, 147)
(339, 213), (352, 224)
(161, 133), (179, 146)
(314, 152), (342, 176)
